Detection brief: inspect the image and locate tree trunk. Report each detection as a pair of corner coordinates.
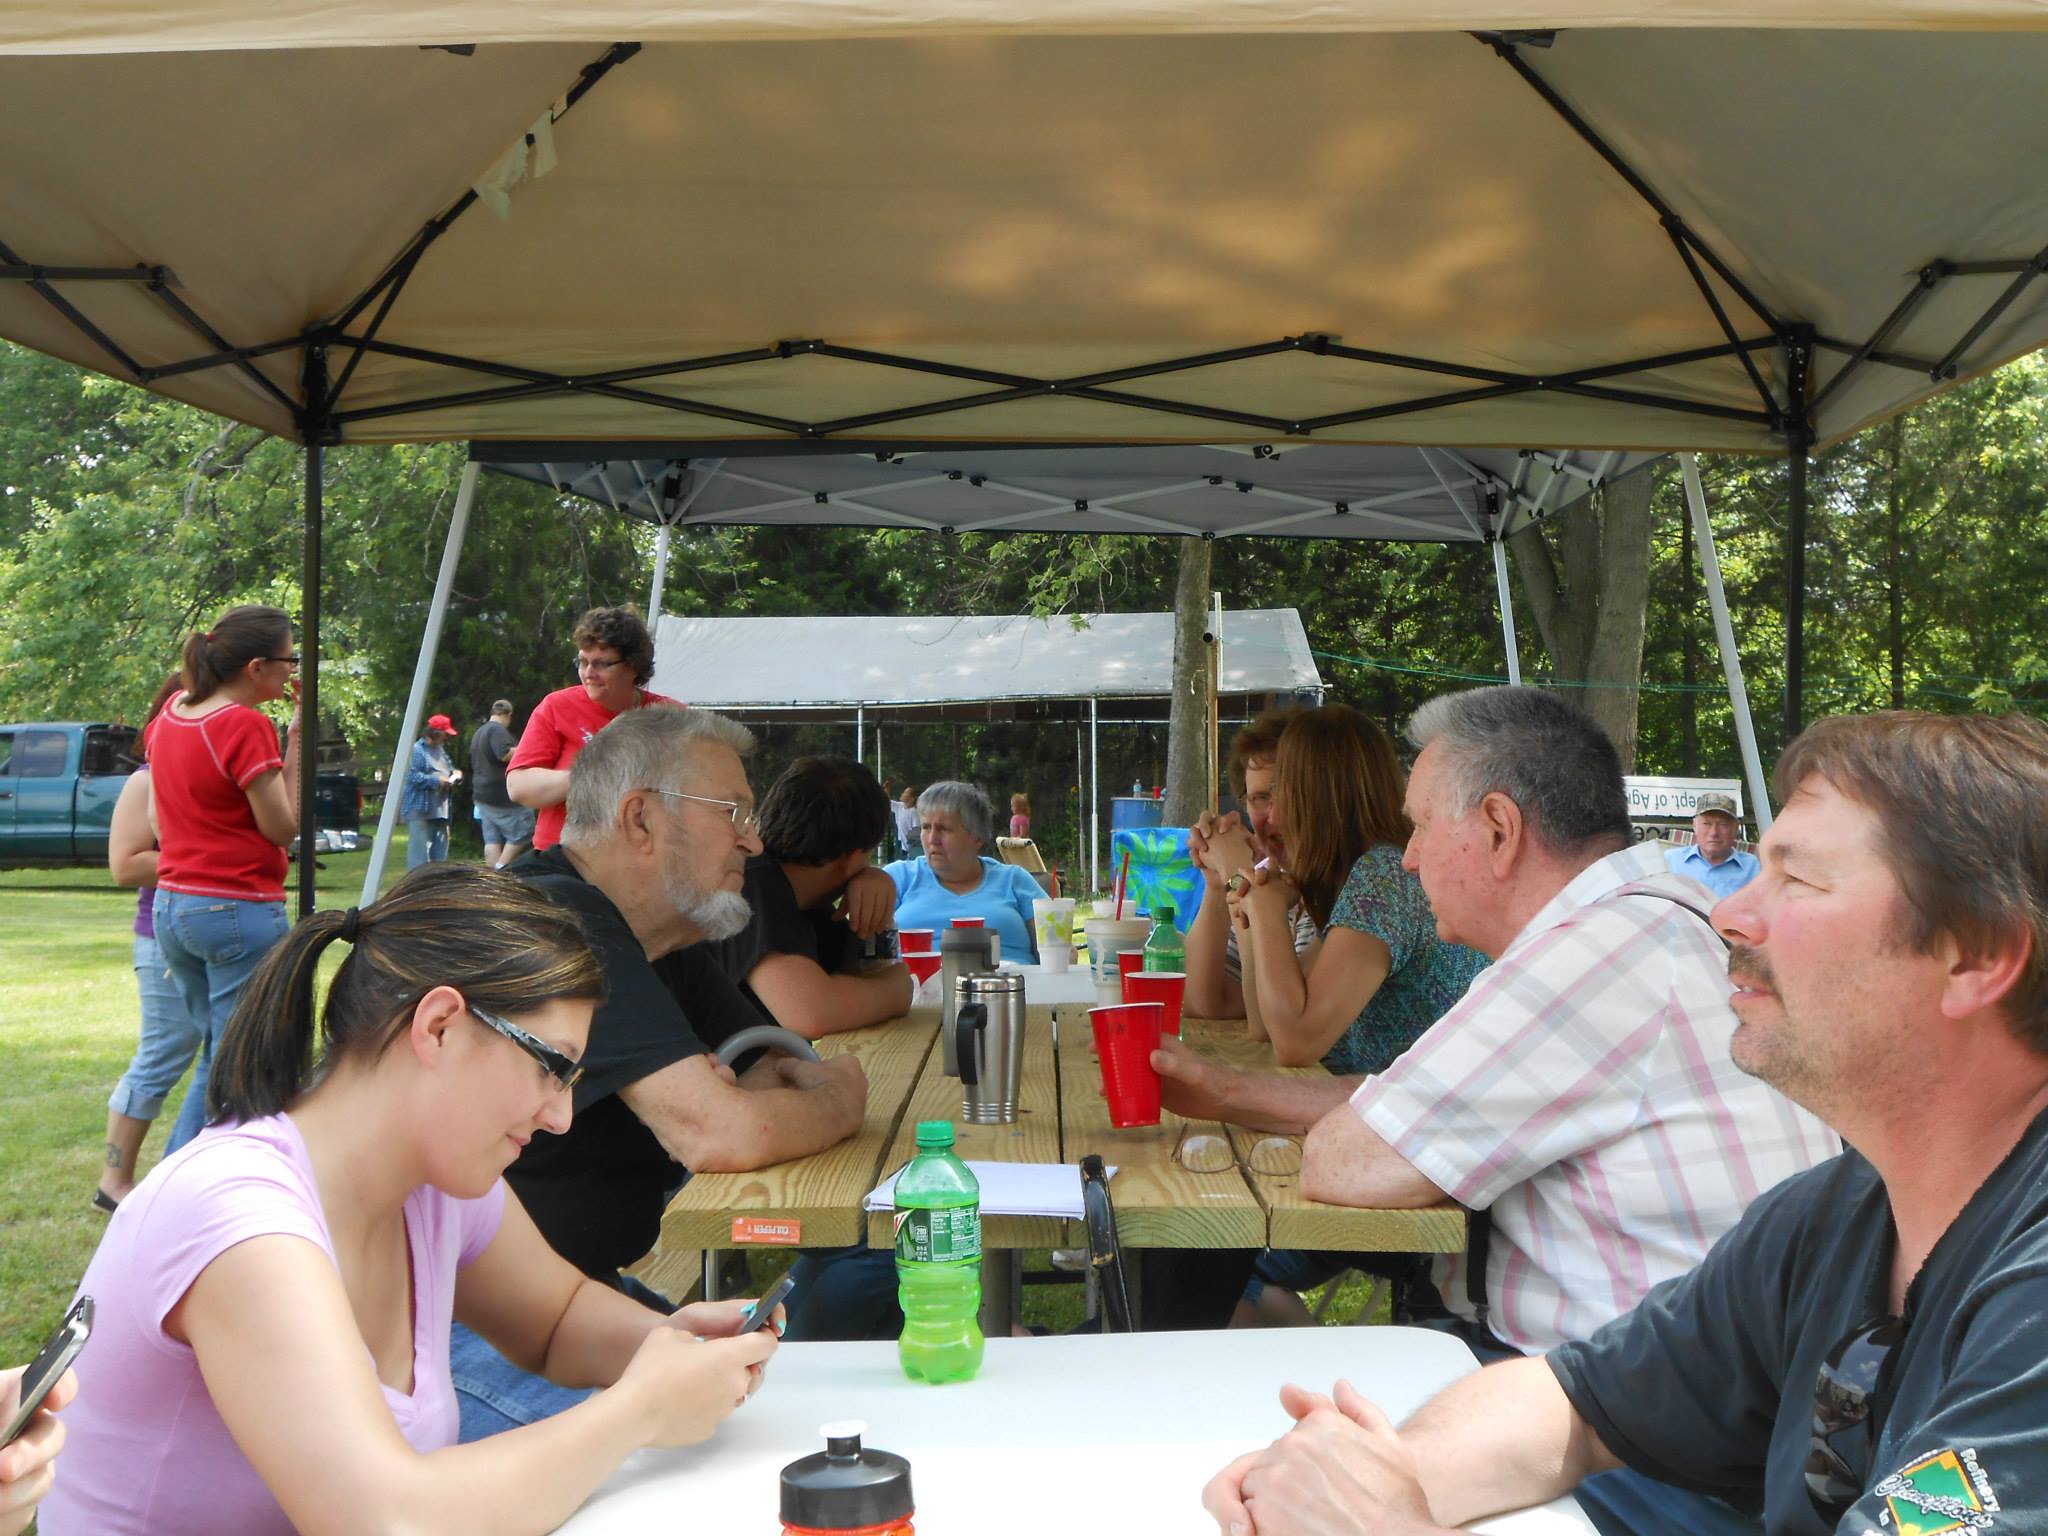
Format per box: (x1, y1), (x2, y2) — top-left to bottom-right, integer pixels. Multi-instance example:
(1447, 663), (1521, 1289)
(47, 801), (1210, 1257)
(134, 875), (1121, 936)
(1163, 537), (1214, 826)
(1508, 467), (1658, 770)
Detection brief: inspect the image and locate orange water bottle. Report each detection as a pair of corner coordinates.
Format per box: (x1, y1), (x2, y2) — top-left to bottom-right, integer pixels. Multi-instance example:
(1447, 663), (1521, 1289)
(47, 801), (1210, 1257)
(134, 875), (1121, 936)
(780, 1421), (915, 1536)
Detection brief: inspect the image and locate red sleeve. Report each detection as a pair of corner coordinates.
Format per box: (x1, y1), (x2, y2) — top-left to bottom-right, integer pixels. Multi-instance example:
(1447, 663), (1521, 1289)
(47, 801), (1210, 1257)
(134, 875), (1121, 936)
(508, 694), (567, 772)
(216, 706), (285, 788)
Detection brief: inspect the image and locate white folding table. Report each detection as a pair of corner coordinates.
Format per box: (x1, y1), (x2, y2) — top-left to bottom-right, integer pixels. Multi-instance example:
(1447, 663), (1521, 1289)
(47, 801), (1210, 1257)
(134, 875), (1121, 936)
(555, 1326), (1596, 1533)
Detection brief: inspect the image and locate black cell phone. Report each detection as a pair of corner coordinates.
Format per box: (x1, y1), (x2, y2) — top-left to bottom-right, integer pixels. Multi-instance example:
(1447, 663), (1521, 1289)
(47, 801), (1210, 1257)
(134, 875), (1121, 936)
(738, 1272), (797, 1335)
(1, 1295), (91, 1449)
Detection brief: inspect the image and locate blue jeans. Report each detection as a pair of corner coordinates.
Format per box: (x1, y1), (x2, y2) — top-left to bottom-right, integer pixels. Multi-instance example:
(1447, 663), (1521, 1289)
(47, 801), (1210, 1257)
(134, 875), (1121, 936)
(108, 933), (203, 1120)
(406, 816), (449, 868)
(450, 1275), (675, 1441)
(155, 891), (291, 1151)
(783, 1245), (902, 1342)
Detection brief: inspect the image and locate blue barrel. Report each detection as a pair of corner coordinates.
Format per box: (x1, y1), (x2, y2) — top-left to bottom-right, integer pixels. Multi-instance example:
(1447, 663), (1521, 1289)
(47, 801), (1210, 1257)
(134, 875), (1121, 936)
(1110, 795), (1164, 832)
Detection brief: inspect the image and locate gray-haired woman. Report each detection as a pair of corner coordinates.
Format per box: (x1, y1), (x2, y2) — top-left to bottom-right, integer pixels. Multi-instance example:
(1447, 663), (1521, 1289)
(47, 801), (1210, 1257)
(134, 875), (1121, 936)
(880, 780), (1041, 960)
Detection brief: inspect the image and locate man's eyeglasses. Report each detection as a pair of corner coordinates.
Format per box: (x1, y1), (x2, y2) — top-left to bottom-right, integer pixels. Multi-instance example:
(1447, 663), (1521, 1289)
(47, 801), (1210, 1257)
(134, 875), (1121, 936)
(1805, 1313), (1906, 1521)
(575, 654), (628, 675)
(642, 787), (761, 835)
(470, 1004), (585, 1092)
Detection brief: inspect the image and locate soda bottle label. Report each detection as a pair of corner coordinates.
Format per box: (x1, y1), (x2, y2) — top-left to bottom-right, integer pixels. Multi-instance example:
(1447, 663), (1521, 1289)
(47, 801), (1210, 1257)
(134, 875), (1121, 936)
(894, 1205), (983, 1265)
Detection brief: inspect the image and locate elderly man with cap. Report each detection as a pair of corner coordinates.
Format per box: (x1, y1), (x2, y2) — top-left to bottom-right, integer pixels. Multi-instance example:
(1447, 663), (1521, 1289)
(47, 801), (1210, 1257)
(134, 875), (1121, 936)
(400, 711), (462, 868)
(1665, 790), (1760, 899)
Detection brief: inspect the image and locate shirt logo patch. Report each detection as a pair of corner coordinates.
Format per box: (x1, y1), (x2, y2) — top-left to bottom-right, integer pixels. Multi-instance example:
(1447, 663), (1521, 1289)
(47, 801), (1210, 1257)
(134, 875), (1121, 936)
(1876, 1449), (1999, 1533)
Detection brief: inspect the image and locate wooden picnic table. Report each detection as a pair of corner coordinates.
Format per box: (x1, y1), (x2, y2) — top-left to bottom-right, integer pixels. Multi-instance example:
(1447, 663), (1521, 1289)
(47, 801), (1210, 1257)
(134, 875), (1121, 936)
(648, 999), (1464, 1292)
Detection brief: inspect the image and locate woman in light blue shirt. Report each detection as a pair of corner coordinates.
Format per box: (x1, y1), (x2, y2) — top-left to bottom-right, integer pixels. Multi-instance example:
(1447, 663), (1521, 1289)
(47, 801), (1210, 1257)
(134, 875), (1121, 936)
(883, 781), (1040, 961)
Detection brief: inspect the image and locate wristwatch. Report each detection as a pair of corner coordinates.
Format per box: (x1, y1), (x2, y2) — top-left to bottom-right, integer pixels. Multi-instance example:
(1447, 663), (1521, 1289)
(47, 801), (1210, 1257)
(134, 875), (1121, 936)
(1225, 871), (1252, 897)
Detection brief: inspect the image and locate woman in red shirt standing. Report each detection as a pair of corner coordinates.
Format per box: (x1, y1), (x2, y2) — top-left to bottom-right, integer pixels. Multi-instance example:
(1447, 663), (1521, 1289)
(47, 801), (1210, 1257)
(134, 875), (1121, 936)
(147, 604), (301, 1153)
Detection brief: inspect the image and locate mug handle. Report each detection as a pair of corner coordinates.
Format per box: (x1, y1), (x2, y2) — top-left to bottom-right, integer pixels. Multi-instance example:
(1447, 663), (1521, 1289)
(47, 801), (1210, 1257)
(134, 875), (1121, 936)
(713, 1025), (821, 1069)
(953, 1002), (987, 1087)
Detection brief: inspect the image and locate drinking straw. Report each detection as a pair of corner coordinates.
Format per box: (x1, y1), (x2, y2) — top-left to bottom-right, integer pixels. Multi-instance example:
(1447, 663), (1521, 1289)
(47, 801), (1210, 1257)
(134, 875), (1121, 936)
(1113, 848), (1132, 921)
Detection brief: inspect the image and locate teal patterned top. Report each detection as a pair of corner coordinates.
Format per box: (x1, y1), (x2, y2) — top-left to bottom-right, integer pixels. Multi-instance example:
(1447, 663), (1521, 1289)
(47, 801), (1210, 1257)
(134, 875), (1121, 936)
(1321, 844), (1489, 1077)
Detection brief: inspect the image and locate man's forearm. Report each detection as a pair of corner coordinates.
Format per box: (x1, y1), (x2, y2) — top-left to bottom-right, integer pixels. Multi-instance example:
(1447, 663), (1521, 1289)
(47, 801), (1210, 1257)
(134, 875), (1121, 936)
(691, 1082), (860, 1171)
(1219, 1067), (1358, 1135)
(1401, 1358), (1620, 1526)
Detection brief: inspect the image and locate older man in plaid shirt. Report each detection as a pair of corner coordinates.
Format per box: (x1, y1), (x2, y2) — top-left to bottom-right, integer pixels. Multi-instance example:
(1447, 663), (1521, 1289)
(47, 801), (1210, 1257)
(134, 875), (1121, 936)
(1155, 687), (1833, 1536)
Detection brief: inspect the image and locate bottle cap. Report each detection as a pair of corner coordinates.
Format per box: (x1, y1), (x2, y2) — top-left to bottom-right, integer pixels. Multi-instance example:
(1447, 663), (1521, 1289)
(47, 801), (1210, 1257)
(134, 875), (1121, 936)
(1156, 901), (1176, 921)
(914, 1119), (955, 1149)
(780, 1421), (914, 1531)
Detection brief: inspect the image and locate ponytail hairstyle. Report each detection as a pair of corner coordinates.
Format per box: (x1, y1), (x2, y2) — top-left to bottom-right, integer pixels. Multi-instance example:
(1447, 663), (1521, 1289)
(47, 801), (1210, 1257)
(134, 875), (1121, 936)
(181, 604), (292, 704)
(206, 863), (604, 1125)
(145, 673), (185, 729)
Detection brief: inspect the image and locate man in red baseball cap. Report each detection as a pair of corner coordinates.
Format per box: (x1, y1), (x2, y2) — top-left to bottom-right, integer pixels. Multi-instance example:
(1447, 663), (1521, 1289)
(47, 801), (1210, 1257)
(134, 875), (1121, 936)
(401, 712), (463, 868)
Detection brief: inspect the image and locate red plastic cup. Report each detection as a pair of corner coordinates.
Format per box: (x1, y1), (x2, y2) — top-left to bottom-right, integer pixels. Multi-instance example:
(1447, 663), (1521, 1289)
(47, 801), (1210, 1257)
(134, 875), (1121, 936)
(1115, 949), (1147, 992)
(1089, 1003), (1164, 1127)
(897, 928), (936, 955)
(903, 952), (943, 986)
(1123, 970), (1186, 1036)
(950, 916), (985, 927)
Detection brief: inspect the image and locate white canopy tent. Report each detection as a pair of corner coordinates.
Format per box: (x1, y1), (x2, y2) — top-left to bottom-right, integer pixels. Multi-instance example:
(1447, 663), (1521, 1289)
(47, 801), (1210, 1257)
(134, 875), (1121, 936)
(640, 607), (1324, 893)
(4, 5), (2044, 910)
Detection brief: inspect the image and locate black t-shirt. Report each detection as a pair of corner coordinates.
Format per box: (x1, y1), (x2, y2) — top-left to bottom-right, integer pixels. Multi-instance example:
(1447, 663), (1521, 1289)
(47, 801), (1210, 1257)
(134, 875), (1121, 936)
(714, 856), (859, 1015)
(1549, 1107), (2048, 1534)
(504, 847), (759, 1279)
(469, 719), (515, 808)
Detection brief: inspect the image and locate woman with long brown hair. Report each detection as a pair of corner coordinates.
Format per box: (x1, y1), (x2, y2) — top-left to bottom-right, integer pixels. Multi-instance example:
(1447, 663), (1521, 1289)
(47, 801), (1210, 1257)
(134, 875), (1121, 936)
(43, 863), (779, 1536)
(1209, 703), (1486, 1074)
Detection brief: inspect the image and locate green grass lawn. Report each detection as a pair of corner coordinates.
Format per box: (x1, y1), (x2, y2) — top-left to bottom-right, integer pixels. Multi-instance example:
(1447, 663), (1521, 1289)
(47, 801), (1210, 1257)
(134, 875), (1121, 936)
(0, 836), (1380, 1363)
(0, 845), (411, 1363)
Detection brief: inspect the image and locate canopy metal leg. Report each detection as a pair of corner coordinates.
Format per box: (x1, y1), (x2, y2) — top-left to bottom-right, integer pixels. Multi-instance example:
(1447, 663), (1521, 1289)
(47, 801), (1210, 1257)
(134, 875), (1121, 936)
(1680, 454), (1773, 832)
(1491, 537), (1522, 686)
(855, 702), (865, 765)
(1089, 697), (1101, 896)
(648, 513), (674, 621)
(361, 460), (482, 903)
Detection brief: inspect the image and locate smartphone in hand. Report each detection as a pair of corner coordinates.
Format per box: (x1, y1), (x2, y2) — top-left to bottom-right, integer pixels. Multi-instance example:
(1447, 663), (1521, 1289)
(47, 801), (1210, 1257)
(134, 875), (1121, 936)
(738, 1272), (797, 1335)
(2, 1296), (91, 1449)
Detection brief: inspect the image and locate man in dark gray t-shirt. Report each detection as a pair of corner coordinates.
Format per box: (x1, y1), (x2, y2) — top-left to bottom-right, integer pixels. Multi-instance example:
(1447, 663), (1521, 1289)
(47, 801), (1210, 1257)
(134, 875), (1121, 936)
(1201, 710), (2048, 1536)
(470, 698), (532, 867)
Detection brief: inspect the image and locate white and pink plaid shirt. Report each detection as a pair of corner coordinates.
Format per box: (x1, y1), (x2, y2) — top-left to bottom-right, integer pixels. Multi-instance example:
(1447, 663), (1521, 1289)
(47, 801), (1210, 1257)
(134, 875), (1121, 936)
(1352, 843), (1838, 1355)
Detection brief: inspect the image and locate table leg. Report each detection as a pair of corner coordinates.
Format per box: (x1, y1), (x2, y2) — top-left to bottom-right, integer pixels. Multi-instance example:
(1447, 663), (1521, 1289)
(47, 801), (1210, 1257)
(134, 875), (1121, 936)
(980, 1248), (1020, 1338)
(702, 1250), (722, 1301)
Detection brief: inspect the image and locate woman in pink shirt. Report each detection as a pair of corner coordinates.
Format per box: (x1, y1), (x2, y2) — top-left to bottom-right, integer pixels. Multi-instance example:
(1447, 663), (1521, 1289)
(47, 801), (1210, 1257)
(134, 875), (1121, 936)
(42, 864), (780, 1536)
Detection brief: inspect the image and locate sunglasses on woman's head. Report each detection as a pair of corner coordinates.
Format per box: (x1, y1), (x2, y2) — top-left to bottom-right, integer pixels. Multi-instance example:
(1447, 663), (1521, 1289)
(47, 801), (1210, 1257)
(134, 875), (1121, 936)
(469, 1004), (584, 1092)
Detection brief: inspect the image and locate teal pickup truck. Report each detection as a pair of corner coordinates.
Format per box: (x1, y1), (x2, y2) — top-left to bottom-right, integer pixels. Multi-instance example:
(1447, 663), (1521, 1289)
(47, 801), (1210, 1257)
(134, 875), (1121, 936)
(0, 722), (139, 868)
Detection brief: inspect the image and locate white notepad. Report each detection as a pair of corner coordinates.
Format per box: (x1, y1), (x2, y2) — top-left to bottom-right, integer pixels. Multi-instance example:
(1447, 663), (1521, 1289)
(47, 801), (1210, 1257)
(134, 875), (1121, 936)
(864, 1160), (1117, 1218)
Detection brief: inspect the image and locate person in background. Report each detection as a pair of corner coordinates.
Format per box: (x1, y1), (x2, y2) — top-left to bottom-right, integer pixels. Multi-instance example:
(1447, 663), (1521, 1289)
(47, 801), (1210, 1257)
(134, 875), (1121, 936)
(0, 1364), (76, 1536)
(1664, 790), (1760, 898)
(40, 864), (780, 1536)
(882, 781), (1041, 962)
(146, 603), (300, 1155)
(402, 713), (462, 869)
(96, 676), (202, 1212)
(716, 756), (909, 1040)
(471, 700), (534, 868)
(1204, 711), (2048, 1536)
(1008, 791), (1032, 840)
(1184, 709), (1317, 1020)
(892, 785), (920, 859)
(507, 606), (677, 852)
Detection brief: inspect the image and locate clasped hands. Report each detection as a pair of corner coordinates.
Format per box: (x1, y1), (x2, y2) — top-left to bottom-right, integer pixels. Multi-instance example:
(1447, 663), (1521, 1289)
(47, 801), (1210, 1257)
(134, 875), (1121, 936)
(1202, 1380), (1445, 1536)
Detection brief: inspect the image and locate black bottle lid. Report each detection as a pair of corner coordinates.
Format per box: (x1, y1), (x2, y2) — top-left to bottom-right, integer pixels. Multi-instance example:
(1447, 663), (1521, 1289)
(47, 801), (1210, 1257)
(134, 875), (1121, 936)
(780, 1420), (914, 1530)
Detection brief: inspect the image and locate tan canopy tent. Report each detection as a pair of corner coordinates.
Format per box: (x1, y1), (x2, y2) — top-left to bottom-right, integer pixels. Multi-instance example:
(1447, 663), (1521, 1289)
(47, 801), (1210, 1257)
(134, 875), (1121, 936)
(4, 4), (2045, 907)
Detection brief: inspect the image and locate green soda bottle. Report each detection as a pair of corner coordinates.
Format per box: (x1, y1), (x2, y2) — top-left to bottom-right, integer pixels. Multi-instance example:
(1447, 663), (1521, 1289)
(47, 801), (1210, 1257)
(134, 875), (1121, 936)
(893, 1120), (984, 1384)
(1143, 902), (1185, 972)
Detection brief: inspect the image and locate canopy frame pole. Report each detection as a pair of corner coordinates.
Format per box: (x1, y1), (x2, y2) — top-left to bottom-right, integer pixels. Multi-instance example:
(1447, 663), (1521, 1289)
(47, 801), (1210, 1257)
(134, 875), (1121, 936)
(361, 460), (481, 904)
(1782, 326), (1815, 744)
(1681, 454), (1773, 833)
(1089, 697), (1101, 896)
(855, 703), (865, 765)
(648, 514), (675, 622)
(295, 345), (330, 920)
(1491, 532), (1523, 687)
